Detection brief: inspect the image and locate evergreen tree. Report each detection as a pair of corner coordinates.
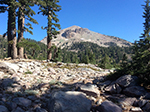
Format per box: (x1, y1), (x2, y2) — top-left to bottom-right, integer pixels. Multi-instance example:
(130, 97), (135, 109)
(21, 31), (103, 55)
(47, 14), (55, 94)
(112, 0), (150, 84)
(132, 0), (150, 81)
(0, 0), (38, 59)
(0, 0), (20, 59)
(17, 0), (38, 58)
(98, 54), (113, 69)
(38, 0), (61, 60)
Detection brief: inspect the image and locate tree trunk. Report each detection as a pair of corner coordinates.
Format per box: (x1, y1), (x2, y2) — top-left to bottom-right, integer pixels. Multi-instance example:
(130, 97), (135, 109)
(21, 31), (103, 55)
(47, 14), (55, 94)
(7, 7), (12, 58)
(47, 13), (52, 60)
(12, 7), (17, 59)
(17, 7), (24, 58)
(53, 47), (57, 60)
(47, 35), (52, 60)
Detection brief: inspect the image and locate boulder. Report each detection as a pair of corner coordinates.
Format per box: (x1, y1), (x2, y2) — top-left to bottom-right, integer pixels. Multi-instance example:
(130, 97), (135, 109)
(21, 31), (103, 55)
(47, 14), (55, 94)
(115, 75), (138, 88)
(96, 100), (122, 112)
(105, 83), (122, 94)
(123, 86), (147, 97)
(77, 83), (100, 98)
(0, 62), (19, 74)
(47, 91), (92, 112)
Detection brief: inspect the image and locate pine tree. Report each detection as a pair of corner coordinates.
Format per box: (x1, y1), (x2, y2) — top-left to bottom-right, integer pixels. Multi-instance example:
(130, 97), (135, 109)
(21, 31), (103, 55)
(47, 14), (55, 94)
(38, 0), (61, 61)
(0, 0), (38, 59)
(17, 0), (38, 58)
(119, 0), (150, 84)
(0, 0), (20, 59)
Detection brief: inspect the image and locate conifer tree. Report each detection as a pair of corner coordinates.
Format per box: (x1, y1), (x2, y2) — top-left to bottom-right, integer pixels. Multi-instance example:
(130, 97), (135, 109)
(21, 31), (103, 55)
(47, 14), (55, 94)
(131, 0), (150, 84)
(17, 0), (38, 58)
(0, 0), (38, 59)
(38, 0), (61, 60)
(0, 0), (19, 59)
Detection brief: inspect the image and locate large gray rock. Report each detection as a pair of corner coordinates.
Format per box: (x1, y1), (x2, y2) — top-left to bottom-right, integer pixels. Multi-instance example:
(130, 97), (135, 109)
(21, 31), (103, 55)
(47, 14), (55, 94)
(77, 84), (100, 98)
(105, 83), (122, 94)
(48, 91), (92, 112)
(0, 62), (19, 74)
(96, 100), (122, 112)
(123, 86), (147, 97)
(115, 75), (138, 88)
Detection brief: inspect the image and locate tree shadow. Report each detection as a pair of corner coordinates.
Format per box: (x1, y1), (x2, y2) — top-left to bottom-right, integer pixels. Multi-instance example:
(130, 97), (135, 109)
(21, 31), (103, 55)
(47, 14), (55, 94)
(0, 75), (102, 111)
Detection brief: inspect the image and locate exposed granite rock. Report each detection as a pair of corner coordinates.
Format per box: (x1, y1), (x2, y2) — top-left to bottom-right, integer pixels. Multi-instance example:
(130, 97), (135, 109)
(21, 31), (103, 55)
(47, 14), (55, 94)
(77, 83), (100, 98)
(0, 60), (149, 112)
(105, 83), (122, 94)
(115, 75), (138, 88)
(47, 91), (92, 112)
(123, 86), (147, 97)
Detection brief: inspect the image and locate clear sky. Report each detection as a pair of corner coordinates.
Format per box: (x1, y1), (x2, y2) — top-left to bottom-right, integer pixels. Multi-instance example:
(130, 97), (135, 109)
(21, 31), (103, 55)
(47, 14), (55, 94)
(0, 0), (145, 43)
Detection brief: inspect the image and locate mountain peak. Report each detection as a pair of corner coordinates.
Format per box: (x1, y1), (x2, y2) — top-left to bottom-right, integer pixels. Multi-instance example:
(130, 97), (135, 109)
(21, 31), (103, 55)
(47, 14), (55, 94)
(66, 25), (81, 30)
(40, 26), (133, 48)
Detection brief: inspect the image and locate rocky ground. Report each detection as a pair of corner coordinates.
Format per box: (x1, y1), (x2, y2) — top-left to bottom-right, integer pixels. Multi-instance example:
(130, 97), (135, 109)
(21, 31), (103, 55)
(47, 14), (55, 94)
(0, 59), (150, 112)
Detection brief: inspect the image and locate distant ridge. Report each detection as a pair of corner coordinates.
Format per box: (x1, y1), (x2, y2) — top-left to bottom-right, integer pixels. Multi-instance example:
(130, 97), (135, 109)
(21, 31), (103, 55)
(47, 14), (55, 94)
(40, 25), (133, 48)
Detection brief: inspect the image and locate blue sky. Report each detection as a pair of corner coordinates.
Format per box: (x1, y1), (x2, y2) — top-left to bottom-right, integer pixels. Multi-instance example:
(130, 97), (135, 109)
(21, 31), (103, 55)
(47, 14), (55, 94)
(0, 0), (145, 43)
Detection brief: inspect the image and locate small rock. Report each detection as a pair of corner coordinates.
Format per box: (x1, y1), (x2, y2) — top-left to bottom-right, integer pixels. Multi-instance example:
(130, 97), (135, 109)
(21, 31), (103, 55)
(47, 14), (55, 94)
(142, 102), (150, 111)
(130, 107), (142, 112)
(6, 102), (17, 111)
(137, 99), (148, 107)
(35, 107), (47, 112)
(47, 67), (56, 74)
(0, 105), (9, 112)
(12, 107), (25, 112)
(119, 97), (137, 106)
(142, 93), (150, 99)
(12, 97), (32, 108)
(1, 79), (14, 89)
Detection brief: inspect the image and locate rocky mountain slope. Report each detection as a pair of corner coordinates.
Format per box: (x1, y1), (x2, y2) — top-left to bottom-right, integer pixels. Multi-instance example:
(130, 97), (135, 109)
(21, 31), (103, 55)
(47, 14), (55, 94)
(0, 59), (149, 111)
(40, 25), (133, 48)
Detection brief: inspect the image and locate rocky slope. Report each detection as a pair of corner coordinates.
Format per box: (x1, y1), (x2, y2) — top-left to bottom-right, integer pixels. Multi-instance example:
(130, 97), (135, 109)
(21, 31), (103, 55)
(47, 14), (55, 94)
(40, 25), (133, 48)
(0, 59), (149, 112)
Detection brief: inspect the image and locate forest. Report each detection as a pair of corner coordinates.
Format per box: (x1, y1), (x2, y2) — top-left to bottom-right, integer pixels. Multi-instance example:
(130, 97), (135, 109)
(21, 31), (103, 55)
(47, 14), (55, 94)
(0, 0), (150, 86)
(0, 35), (132, 69)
